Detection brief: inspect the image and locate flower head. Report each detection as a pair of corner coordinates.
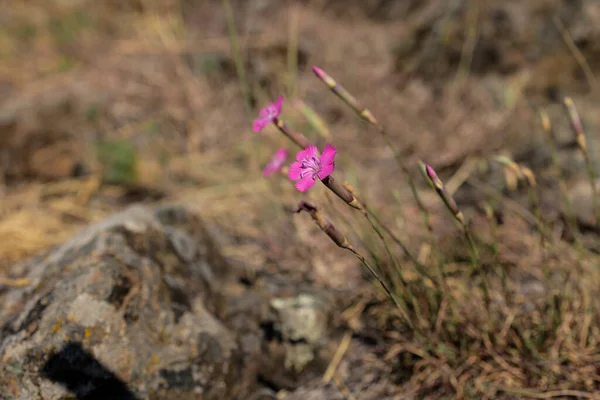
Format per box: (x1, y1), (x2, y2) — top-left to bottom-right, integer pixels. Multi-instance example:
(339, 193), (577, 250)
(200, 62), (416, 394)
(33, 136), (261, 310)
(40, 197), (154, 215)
(288, 144), (336, 192)
(253, 96), (284, 133)
(262, 148), (288, 176)
(312, 66), (327, 80)
(425, 164), (442, 189)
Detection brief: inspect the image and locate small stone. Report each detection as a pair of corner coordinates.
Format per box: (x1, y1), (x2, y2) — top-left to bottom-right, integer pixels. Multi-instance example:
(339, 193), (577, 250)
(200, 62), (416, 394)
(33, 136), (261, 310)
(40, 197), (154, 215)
(568, 178), (600, 227)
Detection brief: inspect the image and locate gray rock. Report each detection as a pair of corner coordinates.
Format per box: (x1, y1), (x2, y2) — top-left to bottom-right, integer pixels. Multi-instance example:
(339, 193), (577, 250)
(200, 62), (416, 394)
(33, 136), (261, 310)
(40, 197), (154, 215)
(568, 178), (600, 228)
(270, 294), (331, 373)
(0, 205), (255, 400)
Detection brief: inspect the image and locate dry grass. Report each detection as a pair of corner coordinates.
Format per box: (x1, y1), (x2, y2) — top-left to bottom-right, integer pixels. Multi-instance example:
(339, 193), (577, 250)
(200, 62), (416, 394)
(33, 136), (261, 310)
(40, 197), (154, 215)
(284, 65), (600, 399)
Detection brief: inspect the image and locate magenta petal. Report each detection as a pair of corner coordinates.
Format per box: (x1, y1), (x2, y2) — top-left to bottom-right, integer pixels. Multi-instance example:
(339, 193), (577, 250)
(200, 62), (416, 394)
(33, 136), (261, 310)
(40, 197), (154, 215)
(320, 144), (336, 165)
(259, 107), (271, 118)
(253, 118), (268, 133)
(425, 165), (437, 181)
(288, 162), (303, 180)
(274, 96), (284, 113)
(317, 162), (334, 180)
(312, 66), (325, 80)
(255, 97), (284, 131)
(262, 165), (276, 176)
(259, 96), (284, 118)
(263, 148), (288, 177)
(274, 148), (287, 163)
(295, 176), (316, 192)
(296, 145), (319, 162)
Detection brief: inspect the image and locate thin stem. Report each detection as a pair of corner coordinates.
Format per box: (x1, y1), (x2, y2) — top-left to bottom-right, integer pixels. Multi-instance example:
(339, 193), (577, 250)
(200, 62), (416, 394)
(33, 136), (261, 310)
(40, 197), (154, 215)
(347, 247), (414, 329)
(311, 66), (433, 233)
(286, 6), (299, 99)
(343, 181), (434, 281)
(366, 212), (426, 328)
(539, 110), (585, 250)
(223, 0), (252, 115)
(553, 17), (598, 92)
(563, 97), (600, 227)
(272, 117), (419, 271)
(365, 205), (435, 281)
(462, 226), (489, 308)
(423, 162), (490, 307)
(294, 201), (414, 328)
(275, 115), (427, 326)
(483, 202), (508, 299)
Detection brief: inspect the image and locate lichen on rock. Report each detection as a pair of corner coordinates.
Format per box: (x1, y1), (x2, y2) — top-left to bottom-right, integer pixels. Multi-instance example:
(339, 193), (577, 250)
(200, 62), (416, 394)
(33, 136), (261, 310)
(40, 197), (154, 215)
(0, 205), (252, 400)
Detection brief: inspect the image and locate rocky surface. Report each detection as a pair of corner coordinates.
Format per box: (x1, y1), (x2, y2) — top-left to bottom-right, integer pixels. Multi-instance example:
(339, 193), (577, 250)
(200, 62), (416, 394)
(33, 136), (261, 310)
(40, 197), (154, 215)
(0, 205), (252, 399)
(0, 204), (345, 399)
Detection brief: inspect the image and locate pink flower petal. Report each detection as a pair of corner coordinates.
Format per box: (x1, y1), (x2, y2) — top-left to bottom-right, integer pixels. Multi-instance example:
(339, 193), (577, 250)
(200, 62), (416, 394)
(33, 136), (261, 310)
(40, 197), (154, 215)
(262, 165), (276, 176)
(288, 161), (303, 180)
(255, 97), (284, 131)
(295, 176), (316, 192)
(253, 118), (268, 133)
(296, 145), (319, 162)
(262, 148), (288, 176)
(425, 165), (438, 182)
(259, 107), (271, 118)
(320, 144), (336, 166)
(312, 66), (326, 80)
(274, 96), (284, 114)
(273, 148), (287, 163)
(262, 162), (278, 176)
(317, 162), (334, 180)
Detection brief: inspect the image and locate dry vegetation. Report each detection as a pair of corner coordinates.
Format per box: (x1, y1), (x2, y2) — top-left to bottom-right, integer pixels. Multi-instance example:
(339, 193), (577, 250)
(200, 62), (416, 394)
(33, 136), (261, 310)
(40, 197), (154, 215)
(1, 0), (600, 399)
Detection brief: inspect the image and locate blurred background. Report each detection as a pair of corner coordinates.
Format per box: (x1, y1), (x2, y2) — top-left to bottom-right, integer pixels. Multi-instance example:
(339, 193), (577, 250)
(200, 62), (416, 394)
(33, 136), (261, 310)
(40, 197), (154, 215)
(2, 0), (600, 268)
(1, 1), (600, 396)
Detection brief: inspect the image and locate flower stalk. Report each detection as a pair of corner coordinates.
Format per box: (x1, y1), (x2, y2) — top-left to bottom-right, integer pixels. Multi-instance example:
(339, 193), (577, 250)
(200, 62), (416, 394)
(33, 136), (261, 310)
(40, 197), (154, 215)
(540, 109), (582, 244)
(253, 96), (425, 311)
(421, 162), (489, 306)
(312, 66), (432, 233)
(294, 200), (414, 328)
(563, 97), (599, 227)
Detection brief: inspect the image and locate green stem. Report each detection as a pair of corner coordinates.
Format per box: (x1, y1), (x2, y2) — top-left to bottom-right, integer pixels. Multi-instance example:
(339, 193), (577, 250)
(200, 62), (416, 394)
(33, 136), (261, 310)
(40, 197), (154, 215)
(463, 225), (490, 307)
(348, 247), (414, 329)
(222, 0), (252, 115)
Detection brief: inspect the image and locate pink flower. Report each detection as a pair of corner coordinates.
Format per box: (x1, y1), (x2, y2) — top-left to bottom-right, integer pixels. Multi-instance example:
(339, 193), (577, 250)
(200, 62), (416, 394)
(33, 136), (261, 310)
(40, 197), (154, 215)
(288, 144), (336, 192)
(253, 96), (284, 133)
(425, 164), (441, 187)
(262, 148), (288, 176)
(312, 66), (326, 80)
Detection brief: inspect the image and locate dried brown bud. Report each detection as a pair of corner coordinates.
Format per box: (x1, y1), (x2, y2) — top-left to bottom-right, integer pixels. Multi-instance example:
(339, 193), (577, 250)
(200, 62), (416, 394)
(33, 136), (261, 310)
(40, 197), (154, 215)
(294, 201), (352, 250)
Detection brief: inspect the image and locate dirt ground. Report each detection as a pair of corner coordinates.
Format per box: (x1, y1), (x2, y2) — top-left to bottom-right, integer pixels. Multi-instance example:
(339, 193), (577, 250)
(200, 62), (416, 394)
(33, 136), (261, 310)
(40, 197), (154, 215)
(1, 0), (600, 399)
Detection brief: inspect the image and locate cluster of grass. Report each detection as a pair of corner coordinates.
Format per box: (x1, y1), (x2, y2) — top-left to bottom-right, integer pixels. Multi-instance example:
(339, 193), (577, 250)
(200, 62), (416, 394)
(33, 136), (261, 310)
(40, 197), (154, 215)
(261, 68), (599, 399)
(223, 2), (600, 393)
